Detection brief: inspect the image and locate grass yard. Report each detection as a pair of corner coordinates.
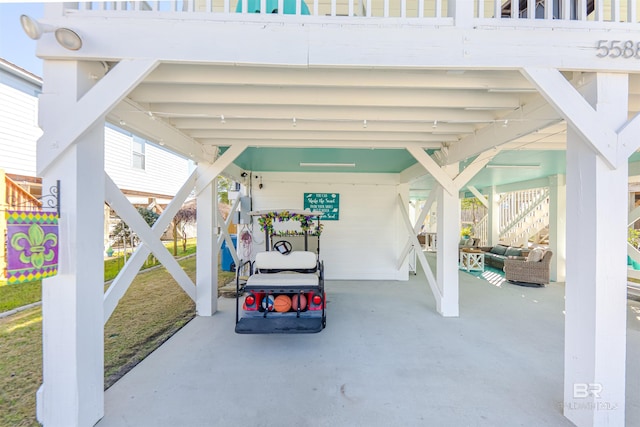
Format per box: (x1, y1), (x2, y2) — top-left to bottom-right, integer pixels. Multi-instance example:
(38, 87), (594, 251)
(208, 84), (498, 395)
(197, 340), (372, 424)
(0, 239), (200, 314)
(0, 281), (41, 313)
(0, 255), (235, 427)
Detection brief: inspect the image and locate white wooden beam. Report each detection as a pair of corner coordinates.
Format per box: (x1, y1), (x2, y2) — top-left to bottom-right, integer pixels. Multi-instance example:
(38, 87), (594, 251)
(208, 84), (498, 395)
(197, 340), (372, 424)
(105, 175), (196, 301)
(414, 190), (437, 234)
(563, 74), (628, 427)
(196, 176), (219, 316)
(548, 174), (566, 282)
(435, 182), (459, 317)
(195, 144), (248, 195)
(215, 195), (242, 268)
(629, 205), (640, 227)
(466, 185), (488, 208)
(37, 59), (158, 176)
(397, 195), (442, 302)
(452, 148), (500, 189)
(619, 112), (640, 163)
(396, 190), (438, 270)
(37, 58), (105, 426)
(445, 94), (562, 165)
(521, 68), (618, 168)
(103, 170), (197, 322)
(406, 146), (456, 196)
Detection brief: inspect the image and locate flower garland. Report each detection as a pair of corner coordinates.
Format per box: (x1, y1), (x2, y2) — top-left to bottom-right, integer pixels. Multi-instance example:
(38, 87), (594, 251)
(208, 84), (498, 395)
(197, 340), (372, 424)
(257, 210), (323, 236)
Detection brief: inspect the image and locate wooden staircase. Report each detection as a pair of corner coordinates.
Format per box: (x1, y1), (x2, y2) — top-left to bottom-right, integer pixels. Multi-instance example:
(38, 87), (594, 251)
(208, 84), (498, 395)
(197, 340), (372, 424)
(466, 188), (550, 248)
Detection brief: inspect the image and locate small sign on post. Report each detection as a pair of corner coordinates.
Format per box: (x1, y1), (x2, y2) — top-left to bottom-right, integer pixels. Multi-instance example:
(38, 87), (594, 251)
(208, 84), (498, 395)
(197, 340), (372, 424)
(304, 193), (339, 220)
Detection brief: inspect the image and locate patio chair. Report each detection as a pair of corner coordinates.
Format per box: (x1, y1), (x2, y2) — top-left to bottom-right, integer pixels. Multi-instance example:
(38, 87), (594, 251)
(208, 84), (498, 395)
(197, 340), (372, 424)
(503, 249), (553, 286)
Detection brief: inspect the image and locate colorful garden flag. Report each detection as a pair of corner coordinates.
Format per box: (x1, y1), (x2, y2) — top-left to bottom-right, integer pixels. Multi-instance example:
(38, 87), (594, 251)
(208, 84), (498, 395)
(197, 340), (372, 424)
(5, 210), (58, 284)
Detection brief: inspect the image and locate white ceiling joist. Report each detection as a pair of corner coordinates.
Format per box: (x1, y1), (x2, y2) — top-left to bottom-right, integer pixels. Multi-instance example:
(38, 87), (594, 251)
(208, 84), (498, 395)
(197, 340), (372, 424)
(445, 93), (563, 164)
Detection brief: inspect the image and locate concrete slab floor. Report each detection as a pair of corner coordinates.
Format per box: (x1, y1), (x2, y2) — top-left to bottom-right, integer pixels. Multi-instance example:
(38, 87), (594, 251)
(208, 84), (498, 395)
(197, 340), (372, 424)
(97, 268), (640, 427)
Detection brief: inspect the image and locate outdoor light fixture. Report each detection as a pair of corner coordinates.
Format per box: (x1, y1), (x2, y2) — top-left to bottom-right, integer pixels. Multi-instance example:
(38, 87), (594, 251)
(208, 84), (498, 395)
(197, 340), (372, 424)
(300, 162), (356, 167)
(20, 15), (83, 51)
(486, 164), (541, 169)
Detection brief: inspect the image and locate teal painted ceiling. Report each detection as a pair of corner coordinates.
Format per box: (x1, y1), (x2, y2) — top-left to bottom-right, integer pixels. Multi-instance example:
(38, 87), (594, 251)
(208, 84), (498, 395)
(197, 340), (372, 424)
(233, 147), (417, 173)
(230, 146), (640, 198)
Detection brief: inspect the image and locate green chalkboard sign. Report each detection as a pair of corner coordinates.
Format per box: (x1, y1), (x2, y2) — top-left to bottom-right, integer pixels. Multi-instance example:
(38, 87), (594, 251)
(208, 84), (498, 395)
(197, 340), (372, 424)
(304, 193), (339, 220)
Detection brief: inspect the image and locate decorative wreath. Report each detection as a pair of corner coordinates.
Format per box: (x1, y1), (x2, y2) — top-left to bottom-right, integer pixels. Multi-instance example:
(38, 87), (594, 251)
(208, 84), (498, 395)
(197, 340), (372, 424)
(257, 210), (323, 236)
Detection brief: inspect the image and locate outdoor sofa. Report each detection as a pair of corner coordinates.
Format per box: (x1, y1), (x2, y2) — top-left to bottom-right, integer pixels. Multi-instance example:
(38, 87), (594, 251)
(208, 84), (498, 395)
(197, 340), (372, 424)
(478, 244), (529, 270)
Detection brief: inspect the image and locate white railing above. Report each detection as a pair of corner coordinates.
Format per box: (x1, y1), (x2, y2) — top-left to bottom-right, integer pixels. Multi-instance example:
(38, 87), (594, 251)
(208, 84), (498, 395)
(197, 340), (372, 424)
(71, 0), (639, 22)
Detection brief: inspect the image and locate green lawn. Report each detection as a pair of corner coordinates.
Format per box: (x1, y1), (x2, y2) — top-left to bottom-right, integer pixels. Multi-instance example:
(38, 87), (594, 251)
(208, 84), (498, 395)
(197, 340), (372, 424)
(0, 239), (201, 313)
(0, 255), (235, 427)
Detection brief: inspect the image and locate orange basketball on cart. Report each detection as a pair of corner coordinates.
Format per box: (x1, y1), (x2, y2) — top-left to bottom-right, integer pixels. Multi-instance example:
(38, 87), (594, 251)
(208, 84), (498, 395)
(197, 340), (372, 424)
(274, 295), (292, 312)
(291, 293), (307, 311)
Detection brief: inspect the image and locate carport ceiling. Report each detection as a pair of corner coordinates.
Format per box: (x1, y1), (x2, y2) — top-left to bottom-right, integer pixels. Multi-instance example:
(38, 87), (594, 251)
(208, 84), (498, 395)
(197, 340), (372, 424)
(110, 63), (640, 186)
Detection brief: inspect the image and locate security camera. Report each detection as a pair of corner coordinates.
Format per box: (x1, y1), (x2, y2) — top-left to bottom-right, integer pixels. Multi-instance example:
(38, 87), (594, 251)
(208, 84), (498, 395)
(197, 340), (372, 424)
(240, 172), (248, 177)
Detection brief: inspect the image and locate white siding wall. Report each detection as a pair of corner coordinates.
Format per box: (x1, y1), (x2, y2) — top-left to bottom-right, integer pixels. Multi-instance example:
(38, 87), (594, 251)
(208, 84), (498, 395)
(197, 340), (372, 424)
(104, 126), (192, 196)
(251, 172), (409, 280)
(1, 66), (191, 198)
(0, 80), (40, 176)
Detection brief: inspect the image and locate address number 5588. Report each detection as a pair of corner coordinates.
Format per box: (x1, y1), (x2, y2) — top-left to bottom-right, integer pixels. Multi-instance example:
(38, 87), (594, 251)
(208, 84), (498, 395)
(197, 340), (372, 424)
(596, 40), (640, 59)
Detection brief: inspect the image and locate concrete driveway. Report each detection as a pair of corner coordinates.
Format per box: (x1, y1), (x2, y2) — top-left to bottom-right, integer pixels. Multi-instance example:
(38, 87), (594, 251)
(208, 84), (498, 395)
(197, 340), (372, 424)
(97, 269), (640, 427)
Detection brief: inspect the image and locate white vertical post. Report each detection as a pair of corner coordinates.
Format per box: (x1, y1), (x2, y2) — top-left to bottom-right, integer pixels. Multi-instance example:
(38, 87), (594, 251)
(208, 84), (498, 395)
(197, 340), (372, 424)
(548, 174), (566, 282)
(448, 0), (472, 24)
(564, 74), (628, 427)
(196, 174), (219, 316)
(36, 60), (105, 426)
(436, 181), (459, 317)
(487, 186), (500, 246)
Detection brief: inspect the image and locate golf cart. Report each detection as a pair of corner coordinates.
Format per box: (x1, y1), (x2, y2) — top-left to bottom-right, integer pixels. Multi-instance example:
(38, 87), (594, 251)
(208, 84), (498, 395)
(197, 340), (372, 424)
(235, 209), (326, 334)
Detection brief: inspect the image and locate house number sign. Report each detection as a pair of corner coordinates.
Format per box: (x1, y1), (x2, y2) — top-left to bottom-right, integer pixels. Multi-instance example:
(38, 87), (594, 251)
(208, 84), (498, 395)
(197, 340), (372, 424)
(596, 40), (640, 58)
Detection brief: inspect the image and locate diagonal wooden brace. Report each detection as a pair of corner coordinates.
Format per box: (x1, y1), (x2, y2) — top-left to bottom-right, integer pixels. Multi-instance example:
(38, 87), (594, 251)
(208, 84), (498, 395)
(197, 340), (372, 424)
(522, 68), (618, 169)
(397, 195), (442, 300)
(38, 59), (158, 176)
(103, 171), (197, 322)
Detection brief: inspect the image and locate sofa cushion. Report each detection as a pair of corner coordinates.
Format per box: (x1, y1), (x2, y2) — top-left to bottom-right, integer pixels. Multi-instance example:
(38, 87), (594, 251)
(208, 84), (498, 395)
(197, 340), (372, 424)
(527, 248), (545, 262)
(504, 247), (522, 257)
(490, 244), (508, 255)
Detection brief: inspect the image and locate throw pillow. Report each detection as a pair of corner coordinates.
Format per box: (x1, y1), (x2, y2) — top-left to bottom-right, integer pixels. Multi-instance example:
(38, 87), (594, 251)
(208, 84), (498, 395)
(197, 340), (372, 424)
(504, 247), (522, 257)
(490, 245), (508, 256)
(527, 248), (544, 262)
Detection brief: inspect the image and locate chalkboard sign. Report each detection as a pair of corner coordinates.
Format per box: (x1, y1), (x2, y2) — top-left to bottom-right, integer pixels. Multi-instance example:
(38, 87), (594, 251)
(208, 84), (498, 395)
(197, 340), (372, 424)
(304, 193), (339, 220)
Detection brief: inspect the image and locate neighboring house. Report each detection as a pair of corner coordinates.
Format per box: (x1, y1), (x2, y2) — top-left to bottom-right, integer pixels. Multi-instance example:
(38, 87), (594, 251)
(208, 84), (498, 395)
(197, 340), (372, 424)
(0, 58), (193, 275)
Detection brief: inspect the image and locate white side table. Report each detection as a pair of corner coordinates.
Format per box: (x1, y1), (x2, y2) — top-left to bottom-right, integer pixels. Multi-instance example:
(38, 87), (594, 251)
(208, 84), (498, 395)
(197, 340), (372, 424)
(459, 251), (485, 272)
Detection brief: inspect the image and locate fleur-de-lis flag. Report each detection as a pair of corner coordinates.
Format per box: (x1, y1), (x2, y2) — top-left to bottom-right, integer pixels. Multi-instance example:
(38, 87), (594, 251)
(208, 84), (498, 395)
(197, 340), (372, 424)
(5, 210), (59, 284)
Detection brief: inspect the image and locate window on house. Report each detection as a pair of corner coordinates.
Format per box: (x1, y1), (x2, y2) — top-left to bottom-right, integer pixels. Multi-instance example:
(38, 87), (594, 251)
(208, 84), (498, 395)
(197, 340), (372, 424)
(132, 137), (146, 170)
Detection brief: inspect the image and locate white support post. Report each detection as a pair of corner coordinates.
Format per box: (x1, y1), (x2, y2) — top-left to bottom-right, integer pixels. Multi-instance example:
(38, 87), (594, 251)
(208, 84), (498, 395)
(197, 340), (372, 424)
(36, 61), (106, 427)
(564, 73), (628, 427)
(196, 175), (219, 316)
(436, 181), (459, 317)
(548, 174), (566, 282)
(487, 186), (500, 246)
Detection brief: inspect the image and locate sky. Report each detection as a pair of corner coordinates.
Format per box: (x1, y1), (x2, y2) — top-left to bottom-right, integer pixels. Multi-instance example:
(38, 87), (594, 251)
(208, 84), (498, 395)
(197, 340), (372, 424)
(0, 2), (45, 76)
